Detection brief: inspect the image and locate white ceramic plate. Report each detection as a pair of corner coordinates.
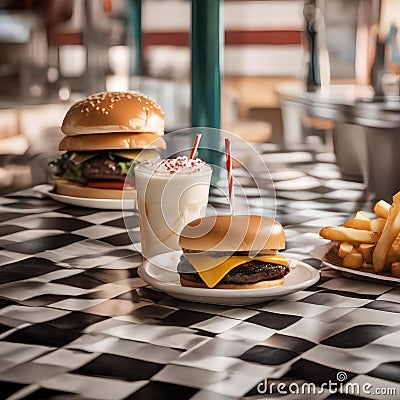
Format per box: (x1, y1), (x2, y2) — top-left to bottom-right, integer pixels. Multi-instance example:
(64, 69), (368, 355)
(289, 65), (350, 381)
(138, 252), (320, 305)
(318, 245), (400, 285)
(322, 258), (400, 284)
(35, 184), (135, 210)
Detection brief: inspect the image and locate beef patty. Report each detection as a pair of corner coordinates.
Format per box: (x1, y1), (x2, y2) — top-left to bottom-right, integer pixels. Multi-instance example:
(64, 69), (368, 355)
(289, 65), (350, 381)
(82, 154), (124, 181)
(178, 255), (288, 285)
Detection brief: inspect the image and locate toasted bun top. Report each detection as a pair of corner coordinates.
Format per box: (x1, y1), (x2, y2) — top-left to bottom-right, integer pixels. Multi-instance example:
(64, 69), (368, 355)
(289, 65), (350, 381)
(62, 92), (164, 136)
(179, 215), (285, 252)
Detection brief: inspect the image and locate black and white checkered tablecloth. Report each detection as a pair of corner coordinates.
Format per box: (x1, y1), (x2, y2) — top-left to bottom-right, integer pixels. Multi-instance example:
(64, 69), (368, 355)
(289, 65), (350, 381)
(0, 146), (399, 400)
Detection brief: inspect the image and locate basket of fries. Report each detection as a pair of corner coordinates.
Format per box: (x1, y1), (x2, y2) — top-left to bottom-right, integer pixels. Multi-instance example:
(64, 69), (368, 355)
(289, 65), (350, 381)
(319, 191), (400, 279)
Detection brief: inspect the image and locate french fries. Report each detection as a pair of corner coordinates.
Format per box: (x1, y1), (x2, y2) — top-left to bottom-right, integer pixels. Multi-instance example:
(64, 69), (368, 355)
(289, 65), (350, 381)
(355, 211), (370, 221)
(370, 218), (386, 232)
(344, 218), (371, 230)
(390, 234), (400, 254)
(343, 249), (363, 269)
(343, 211), (371, 230)
(373, 201), (400, 272)
(338, 242), (353, 258)
(374, 200), (391, 219)
(320, 226), (380, 243)
(391, 262), (400, 278)
(357, 243), (374, 264)
(320, 191), (400, 277)
(393, 192), (400, 206)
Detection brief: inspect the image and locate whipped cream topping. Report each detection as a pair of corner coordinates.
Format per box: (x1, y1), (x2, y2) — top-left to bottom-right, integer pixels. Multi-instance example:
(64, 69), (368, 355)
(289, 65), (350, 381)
(155, 156), (208, 174)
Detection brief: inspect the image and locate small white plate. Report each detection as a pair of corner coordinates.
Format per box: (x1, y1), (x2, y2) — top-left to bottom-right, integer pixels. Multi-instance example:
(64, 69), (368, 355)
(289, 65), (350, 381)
(35, 184), (135, 210)
(322, 258), (400, 284)
(138, 252), (320, 306)
(317, 244), (400, 285)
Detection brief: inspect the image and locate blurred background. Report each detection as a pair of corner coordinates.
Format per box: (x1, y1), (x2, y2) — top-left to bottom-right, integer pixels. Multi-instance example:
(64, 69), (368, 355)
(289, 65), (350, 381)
(0, 0), (399, 197)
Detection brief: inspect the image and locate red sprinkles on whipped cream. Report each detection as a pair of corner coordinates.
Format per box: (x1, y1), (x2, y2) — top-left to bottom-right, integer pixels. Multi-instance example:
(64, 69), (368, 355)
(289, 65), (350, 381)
(156, 156), (206, 174)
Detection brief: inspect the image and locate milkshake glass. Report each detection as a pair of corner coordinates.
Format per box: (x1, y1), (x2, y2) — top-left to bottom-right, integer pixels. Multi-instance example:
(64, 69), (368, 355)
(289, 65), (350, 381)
(134, 156), (212, 259)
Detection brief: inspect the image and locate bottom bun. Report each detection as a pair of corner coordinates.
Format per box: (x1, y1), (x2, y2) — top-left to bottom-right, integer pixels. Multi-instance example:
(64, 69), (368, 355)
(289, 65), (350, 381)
(179, 276), (285, 290)
(53, 179), (136, 200)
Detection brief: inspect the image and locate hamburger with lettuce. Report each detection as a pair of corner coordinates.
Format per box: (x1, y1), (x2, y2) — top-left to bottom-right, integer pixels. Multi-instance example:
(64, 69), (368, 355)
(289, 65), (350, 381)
(50, 91), (166, 199)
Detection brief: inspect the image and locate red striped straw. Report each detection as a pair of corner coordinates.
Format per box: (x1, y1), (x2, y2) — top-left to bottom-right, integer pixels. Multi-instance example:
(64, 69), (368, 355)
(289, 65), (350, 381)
(189, 133), (202, 159)
(225, 138), (234, 214)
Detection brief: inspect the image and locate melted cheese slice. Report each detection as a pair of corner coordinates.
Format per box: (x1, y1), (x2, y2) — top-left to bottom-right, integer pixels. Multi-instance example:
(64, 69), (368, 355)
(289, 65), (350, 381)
(183, 254), (288, 288)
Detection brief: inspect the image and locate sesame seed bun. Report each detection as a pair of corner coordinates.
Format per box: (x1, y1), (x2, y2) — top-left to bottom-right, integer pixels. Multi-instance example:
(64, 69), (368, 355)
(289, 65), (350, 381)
(61, 92), (164, 136)
(179, 215), (285, 253)
(59, 132), (166, 152)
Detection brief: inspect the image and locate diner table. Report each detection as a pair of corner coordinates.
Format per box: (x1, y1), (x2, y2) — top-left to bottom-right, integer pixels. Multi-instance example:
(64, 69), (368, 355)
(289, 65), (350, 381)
(0, 144), (399, 400)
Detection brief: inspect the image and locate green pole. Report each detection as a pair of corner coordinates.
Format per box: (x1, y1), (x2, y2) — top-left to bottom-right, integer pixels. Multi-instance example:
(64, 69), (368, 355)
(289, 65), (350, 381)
(127, 0), (142, 75)
(191, 0), (222, 167)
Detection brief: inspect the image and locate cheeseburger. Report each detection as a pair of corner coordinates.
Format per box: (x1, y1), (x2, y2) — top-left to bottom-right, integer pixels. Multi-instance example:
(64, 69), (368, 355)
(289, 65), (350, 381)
(178, 215), (289, 289)
(50, 91), (166, 199)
